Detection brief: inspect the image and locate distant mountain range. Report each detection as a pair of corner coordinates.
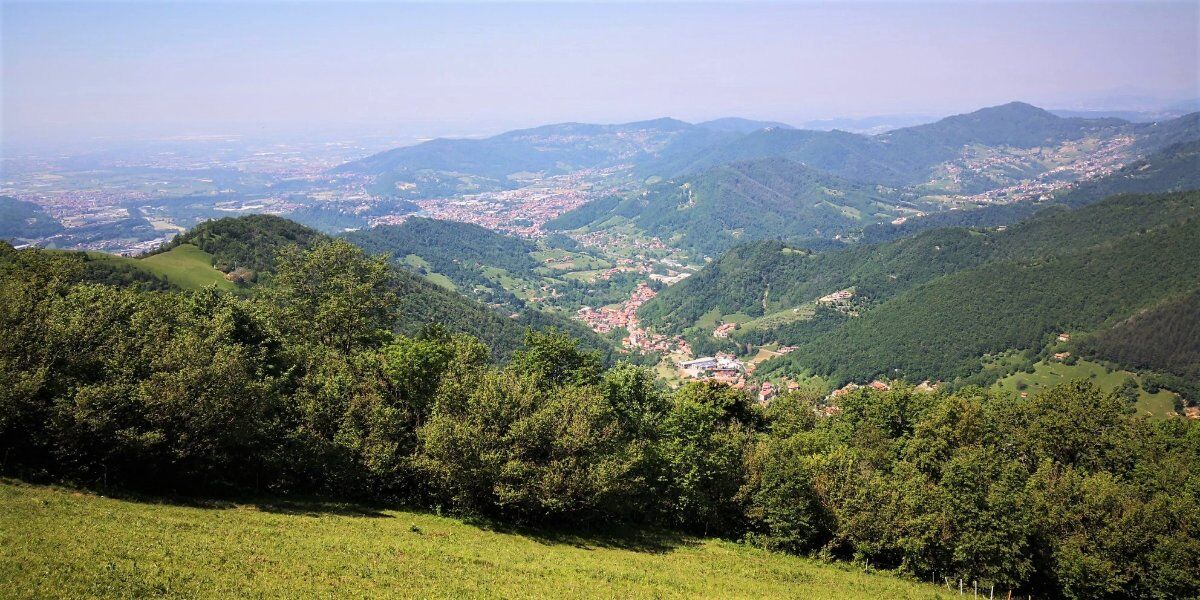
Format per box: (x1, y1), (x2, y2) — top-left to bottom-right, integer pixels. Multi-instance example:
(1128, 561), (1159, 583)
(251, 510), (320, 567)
(554, 103), (1197, 254)
(341, 101), (1192, 188)
(336, 101), (1199, 260)
(335, 117), (741, 199)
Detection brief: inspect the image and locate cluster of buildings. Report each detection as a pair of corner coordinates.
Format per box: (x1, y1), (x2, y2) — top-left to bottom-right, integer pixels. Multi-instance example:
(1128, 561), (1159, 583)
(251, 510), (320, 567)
(680, 354), (746, 383)
(713, 322), (738, 338)
(414, 186), (589, 238)
(818, 289), (854, 304)
(413, 169), (611, 238)
(943, 135), (1135, 206)
(830, 379), (892, 399)
(576, 282), (690, 354)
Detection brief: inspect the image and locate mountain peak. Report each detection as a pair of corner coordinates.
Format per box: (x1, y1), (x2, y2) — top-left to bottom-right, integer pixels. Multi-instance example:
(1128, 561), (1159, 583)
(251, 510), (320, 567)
(696, 117), (795, 134)
(975, 101), (1056, 118)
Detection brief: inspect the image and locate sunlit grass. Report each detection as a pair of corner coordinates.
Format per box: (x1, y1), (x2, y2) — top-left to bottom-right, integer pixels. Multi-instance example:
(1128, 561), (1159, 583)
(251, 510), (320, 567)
(0, 480), (954, 599)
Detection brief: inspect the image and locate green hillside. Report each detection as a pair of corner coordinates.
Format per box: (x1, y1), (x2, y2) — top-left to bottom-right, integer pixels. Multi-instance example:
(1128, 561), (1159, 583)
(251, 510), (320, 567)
(14, 215), (613, 362)
(0, 197), (63, 240)
(1077, 288), (1200, 381)
(641, 191), (1200, 335)
(344, 218), (544, 307)
(766, 211), (1200, 384)
(0, 481), (953, 599)
(636, 191), (1200, 395)
(136, 244), (237, 290)
(550, 158), (895, 256)
(1060, 139), (1200, 207)
(155, 213), (322, 274)
(993, 359), (1181, 419)
(73, 245), (234, 291)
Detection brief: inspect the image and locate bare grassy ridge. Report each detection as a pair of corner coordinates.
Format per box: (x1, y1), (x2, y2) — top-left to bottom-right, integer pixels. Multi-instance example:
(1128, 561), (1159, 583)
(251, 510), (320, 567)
(0, 481), (953, 599)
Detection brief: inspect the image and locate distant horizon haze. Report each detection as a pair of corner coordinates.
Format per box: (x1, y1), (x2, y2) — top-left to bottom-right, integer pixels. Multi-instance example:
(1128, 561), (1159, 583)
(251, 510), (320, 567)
(2, 1), (1197, 146)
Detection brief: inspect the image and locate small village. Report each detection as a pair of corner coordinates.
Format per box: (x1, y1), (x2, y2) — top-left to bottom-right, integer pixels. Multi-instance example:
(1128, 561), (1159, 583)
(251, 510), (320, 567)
(576, 282), (692, 355)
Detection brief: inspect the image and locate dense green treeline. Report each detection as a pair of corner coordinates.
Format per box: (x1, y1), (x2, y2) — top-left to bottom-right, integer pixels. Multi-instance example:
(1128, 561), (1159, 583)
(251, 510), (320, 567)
(1, 238), (1197, 598)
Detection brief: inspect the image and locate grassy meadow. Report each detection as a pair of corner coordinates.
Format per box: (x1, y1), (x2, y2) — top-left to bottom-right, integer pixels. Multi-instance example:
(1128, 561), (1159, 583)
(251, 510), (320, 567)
(993, 358), (1180, 418)
(87, 244), (234, 291)
(0, 481), (955, 599)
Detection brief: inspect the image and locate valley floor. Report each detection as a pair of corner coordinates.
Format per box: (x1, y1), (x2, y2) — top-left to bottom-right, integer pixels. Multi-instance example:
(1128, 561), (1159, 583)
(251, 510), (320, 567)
(0, 480), (953, 599)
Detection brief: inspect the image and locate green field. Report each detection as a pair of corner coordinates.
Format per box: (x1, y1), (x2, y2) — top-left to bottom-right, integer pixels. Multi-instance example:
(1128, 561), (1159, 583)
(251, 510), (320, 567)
(994, 358), (1180, 418)
(88, 244), (234, 291)
(402, 254), (457, 291)
(0, 481), (953, 599)
(138, 244), (235, 290)
(743, 304), (817, 332)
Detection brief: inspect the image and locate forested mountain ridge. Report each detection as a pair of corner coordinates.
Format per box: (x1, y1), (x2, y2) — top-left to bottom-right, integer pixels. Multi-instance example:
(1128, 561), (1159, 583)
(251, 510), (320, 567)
(879, 101), (1125, 150)
(0, 197), (64, 241)
(1077, 288), (1200, 382)
(335, 102), (1194, 205)
(635, 191), (1200, 391)
(634, 102), (1156, 184)
(548, 157), (895, 256)
(20, 214), (617, 361)
(772, 213), (1200, 383)
(334, 118), (741, 199)
(544, 104), (1197, 258)
(343, 217), (545, 307)
(639, 191), (1200, 333)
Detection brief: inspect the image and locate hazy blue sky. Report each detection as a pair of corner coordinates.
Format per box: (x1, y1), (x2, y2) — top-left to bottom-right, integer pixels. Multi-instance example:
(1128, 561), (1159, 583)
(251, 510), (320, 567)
(3, 1), (1198, 143)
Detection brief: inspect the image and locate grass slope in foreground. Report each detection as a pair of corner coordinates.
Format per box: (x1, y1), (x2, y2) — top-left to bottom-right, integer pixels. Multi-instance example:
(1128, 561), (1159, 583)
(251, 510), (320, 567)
(0, 481), (953, 599)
